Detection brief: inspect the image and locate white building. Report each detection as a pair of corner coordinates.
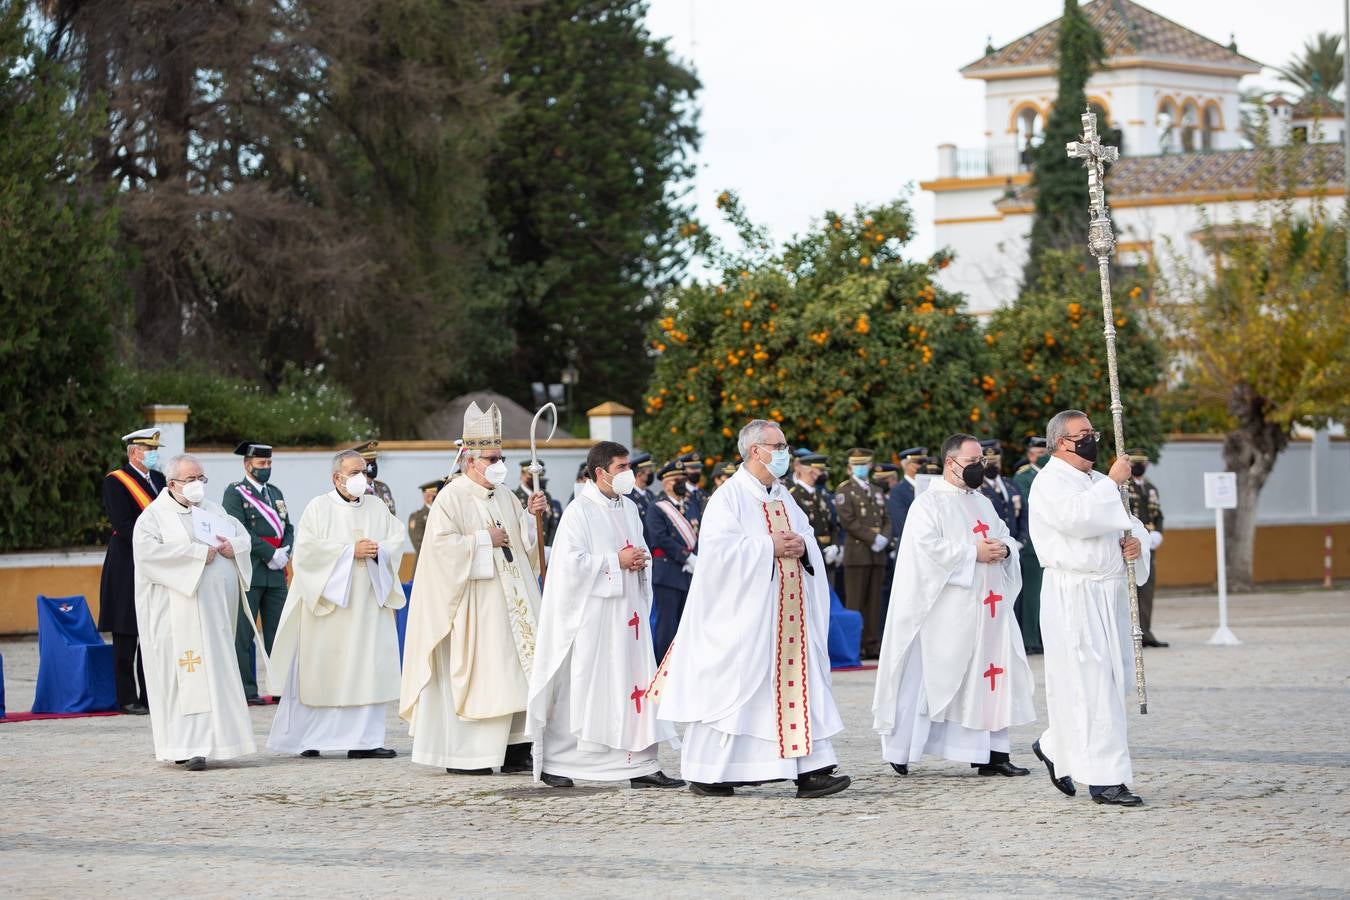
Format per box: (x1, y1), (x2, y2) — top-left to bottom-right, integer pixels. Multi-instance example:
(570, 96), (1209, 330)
(924, 0), (1345, 313)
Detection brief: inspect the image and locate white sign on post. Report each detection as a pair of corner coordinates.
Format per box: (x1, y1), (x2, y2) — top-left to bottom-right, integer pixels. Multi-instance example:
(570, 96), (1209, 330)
(1203, 472), (1241, 646)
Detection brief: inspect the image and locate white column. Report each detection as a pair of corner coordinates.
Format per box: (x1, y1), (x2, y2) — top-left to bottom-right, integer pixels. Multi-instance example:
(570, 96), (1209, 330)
(587, 402), (633, 448)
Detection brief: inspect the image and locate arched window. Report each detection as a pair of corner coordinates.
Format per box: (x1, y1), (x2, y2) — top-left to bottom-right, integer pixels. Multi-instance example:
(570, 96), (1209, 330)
(1156, 98), (1178, 153)
(1180, 100), (1200, 152)
(1202, 102), (1222, 150)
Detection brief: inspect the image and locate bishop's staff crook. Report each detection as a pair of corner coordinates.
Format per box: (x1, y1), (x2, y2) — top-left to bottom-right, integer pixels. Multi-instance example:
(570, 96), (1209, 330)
(1067, 108), (1149, 715)
(529, 402), (558, 586)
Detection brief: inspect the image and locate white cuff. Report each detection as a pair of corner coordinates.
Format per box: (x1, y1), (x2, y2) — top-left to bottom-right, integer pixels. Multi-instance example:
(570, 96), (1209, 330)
(470, 530), (495, 579)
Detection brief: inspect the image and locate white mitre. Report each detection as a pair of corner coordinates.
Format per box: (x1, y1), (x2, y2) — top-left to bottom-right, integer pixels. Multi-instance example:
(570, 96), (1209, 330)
(462, 401), (502, 451)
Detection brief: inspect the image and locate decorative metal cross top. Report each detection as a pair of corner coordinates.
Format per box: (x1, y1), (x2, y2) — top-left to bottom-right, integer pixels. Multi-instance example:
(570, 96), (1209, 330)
(1065, 110), (1120, 259)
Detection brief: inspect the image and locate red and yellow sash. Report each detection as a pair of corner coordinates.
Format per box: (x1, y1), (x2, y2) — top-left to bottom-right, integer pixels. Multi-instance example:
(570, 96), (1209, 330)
(109, 469), (153, 511)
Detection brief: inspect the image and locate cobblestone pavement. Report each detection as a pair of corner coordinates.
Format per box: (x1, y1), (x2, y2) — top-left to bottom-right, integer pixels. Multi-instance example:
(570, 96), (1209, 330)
(2, 589), (1348, 897)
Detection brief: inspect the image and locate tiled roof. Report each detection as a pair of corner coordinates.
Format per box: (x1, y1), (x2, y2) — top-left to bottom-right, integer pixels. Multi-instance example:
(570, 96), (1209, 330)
(1292, 94), (1344, 120)
(963, 0), (1261, 76)
(995, 144), (1344, 208)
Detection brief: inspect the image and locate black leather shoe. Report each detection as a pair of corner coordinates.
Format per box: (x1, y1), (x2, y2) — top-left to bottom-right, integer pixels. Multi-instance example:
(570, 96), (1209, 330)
(890, 763), (909, 776)
(347, 747), (397, 759)
(500, 760), (533, 775)
(500, 742), (532, 774)
(300, 750), (320, 758)
(120, 703), (149, 716)
(631, 771), (685, 789)
(1032, 740), (1076, 796)
(795, 767), (851, 799)
(540, 772), (574, 788)
(689, 781), (734, 797)
(446, 767), (493, 776)
(184, 757), (206, 771)
(975, 759), (1031, 776)
(174, 759), (187, 765)
(1143, 636), (1169, 648)
(1092, 784), (1143, 806)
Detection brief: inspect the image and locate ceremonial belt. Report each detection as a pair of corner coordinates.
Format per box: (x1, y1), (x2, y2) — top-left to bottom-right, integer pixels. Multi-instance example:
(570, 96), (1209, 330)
(234, 484), (285, 538)
(109, 469), (153, 511)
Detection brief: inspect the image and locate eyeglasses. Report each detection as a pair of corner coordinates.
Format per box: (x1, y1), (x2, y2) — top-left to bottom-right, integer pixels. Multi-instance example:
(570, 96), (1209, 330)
(480, 454), (505, 464)
(951, 456), (981, 466)
(1064, 430), (1102, 443)
(758, 442), (789, 452)
(172, 475), (209, 484)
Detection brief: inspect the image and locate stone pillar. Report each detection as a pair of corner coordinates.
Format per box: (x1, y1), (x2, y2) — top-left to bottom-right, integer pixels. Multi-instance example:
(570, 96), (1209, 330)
(142, 404), (190, 462)
(587, 402), (633, 448)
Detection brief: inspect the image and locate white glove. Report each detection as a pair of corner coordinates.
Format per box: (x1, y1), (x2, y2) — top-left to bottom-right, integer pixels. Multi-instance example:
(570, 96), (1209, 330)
(870, 534), (889, 553)
(681, 553), (698, 575)
(268, 546), (290, 570)
(1149, 531), (1163, 550)
(823, 544), (842, 566)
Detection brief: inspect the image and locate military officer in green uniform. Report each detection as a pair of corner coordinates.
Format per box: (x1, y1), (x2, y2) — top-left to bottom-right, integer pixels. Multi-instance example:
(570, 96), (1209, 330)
(353, 439), (396, 516)
(514, 459), (562, 547)
(1123, 448), (1168, 648)
(221, 441), (293, 704)
(1012, 436), (1049, 654)
(408, 478), (443, 560)
(788, 451), (840, 570)
(834, 448), (892, 658)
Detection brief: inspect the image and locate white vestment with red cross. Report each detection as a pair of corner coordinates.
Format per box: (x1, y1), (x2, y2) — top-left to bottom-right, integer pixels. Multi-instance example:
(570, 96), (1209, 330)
(872, 475), (1035, 753)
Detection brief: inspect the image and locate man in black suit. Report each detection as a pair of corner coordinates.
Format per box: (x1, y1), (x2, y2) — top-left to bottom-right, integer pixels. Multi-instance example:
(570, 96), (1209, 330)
(979, 439), (1028, 547)
(644, 460), (699, 664)
(886, 447), (928, 549)
(98, 428), (168, 714)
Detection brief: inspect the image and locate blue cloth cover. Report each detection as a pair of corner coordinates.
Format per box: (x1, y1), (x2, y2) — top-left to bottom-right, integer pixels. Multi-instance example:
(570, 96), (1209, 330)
(33, 594), (117, 713)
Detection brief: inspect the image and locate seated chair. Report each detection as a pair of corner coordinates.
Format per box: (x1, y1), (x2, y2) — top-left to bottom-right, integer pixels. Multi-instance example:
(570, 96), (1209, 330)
(827, 586), (863, 669)
(33, 594), (117, 714)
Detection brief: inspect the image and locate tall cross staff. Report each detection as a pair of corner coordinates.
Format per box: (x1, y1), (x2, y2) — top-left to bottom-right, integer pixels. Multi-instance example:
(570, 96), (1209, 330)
(529, 402), (558, 586)
(1067, 109), (1148, 715)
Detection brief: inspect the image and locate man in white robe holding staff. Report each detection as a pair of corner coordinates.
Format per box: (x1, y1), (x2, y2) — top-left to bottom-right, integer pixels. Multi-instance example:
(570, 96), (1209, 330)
(652, 419), (850, 799)
(132, 454), (260, 772)
(1029, 409), (1151, 807)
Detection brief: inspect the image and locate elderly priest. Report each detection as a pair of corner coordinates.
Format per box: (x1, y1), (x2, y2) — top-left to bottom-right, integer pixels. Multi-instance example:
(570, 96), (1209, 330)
(132, 454), (260, 771)
(266, 449), (407, 759)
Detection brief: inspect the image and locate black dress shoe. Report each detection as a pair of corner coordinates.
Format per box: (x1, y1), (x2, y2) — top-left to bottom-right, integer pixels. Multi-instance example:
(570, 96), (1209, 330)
(300, 750), (320, 758)
(1091, 784), (1143, 806)
(120, 703), (149, 716)
(689, 781), (734, 797)
(500, 760), (533, 775)
(446, 767), (493, 776)
(1032, 740), (1076, 796)
(975, 759), (1031, 777)
(1142, 636), (1169, 648)
(347, 747), (397, 759)
(631, 771), (685, 789)
(174, 759), (187, 765)
(795, 767), (851, 799)
(501, 742), (533, 774)
(184, 757), (207, 771)
(890, 762), (909, 776)
(539, 772), (574, 788)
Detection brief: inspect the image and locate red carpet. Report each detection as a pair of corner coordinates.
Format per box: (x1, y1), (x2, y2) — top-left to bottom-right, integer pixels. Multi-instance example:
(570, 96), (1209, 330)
(0, 710), (123, 724)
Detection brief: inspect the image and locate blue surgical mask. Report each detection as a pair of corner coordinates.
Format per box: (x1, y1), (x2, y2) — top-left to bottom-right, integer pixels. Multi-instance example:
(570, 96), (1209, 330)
(851, 464), (870, 479)
(143, 450), (161, 471)
(766, 449), (791, 478)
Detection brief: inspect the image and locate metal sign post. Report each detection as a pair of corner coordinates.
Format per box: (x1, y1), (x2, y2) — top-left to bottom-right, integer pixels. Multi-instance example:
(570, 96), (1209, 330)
(1203, 472), (1241, 646)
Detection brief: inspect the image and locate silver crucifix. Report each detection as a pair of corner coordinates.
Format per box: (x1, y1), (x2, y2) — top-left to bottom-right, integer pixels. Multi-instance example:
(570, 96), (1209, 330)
(1066, 109), (1149, 715)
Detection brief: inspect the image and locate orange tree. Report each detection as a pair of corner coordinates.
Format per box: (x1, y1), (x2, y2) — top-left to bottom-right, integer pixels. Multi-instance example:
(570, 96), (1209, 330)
(984, 249), (1164, 463)
(636, 192), (989, 469)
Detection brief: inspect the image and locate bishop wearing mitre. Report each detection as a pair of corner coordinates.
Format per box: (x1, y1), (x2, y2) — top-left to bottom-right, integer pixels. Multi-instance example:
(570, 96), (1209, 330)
(266, 449), (407, 759)
(400, 401), (546, 775)
(132, 453), (262, 771)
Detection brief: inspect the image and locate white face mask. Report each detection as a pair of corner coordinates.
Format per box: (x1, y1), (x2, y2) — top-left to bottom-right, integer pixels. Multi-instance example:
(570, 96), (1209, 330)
(608, 469), (637, 496)
(181, 480), (206, 505)
(344, 472), (369, 496)
(483, 460), (509, 486)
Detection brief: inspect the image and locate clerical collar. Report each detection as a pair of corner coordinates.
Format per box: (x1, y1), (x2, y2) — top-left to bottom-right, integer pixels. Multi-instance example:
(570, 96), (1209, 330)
(333, 489), (361, 505)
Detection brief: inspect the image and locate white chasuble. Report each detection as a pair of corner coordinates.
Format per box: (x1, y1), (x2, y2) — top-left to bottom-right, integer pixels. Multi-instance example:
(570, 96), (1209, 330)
(871, 477), (1033, 765)
(653, 468), (843, 784)
(526, 483), (675, 781)
(1029, 456), (1152, 787)
(133, 492), (259, 761)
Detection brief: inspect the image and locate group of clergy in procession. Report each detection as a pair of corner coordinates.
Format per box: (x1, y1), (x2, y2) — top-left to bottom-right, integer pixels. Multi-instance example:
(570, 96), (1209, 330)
(109, 400), (1160, 806)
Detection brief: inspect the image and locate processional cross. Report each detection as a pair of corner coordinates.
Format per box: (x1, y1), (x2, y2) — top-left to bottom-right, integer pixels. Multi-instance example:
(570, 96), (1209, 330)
(1067, 109), (1148, 715)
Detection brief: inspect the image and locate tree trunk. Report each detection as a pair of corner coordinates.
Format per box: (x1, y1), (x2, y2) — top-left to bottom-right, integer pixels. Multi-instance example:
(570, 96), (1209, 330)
(1221, 383), (1288, 591)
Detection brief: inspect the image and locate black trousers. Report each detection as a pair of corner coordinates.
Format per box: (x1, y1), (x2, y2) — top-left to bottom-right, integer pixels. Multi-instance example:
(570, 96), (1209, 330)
(112, 632), (147, 707)
(651, 585), (687, 665)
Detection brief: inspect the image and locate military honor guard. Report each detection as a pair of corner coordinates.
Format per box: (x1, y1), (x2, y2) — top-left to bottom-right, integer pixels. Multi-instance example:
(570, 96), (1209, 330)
(834, 448), (892, 658)
(711, 461), (737, 490)
(679, 451), (708, 528)
(979, 440), (1028, 550)
(644, 459), (699, 664)
(888, 447), (927, 548)
(408, 478), (444, 560)
(515, 460), (561, 549)
(788, 451), (840, 569)
(627, 452), (656, 527)
(100, 427), (168, 714)
(352, 440), (396, 516)
(1124, 449), (1167, 648)
(1012, 437), (1049, 654)
(221, 441), (293, 704)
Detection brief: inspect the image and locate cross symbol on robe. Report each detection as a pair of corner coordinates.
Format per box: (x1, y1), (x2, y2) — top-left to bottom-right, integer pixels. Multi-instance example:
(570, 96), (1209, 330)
(178, 650), (202, 673)
(984, 663), (1004, 692)
(972, 519), (990, 539)
(983, 590), (1003, 619)
(630, 685), (644, 714)
(628, 611), (640, 641)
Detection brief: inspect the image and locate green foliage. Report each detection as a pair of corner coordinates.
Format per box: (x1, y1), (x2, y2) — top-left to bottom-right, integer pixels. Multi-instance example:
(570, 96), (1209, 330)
(111, 367), (376, 447)
(986, 251), (1164, 462)
(1279, 31), (1344, 101)
(489, 0), (701, 414)
(637, 193), (988, 469)
(0, 2), (128, 550)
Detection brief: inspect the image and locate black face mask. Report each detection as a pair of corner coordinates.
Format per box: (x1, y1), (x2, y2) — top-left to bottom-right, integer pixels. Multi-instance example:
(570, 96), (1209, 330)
(366, 461), (379, 479)
(983, 462), (1000, 480)
(956, 462), (984, 490)
(1068, 434), (1098, 463)
(1130, 462), (1146, 478)
(673, 482), (687, 498)
(250, 465), (271, 484)
(687, 473), (702, 487)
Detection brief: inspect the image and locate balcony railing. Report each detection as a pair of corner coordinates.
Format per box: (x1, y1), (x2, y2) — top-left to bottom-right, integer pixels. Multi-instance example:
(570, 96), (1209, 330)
(937, 142), (1034, 179)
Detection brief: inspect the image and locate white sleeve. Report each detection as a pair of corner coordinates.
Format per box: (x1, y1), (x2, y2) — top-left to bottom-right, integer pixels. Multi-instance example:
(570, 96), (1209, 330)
(470, 530), (496, 579)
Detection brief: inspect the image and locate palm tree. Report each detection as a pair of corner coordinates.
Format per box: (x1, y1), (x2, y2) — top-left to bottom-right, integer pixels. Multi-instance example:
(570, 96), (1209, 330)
(1278, 31), (1343, 101)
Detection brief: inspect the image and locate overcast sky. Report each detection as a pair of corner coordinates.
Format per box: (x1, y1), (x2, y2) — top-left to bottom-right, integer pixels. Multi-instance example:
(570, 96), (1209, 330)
(644, 0), (1341, 266)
